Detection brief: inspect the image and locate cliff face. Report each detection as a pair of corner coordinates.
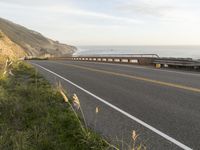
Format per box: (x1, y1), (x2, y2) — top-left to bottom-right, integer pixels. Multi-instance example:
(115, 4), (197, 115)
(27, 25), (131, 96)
(0, 18), (76, 57)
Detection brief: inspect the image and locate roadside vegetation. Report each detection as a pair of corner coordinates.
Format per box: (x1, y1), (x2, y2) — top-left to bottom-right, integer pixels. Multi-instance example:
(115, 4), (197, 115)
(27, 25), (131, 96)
(0, 61), (110, 150)
(0, 55), (5, 69)
(0, 59), (145, 150)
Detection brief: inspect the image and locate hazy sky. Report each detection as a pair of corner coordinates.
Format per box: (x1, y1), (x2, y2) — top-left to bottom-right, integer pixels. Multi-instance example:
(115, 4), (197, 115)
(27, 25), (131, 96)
(0, 0), (200, 46)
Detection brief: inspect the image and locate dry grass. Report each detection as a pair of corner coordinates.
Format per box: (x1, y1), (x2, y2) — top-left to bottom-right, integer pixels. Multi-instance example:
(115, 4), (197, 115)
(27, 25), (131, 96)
(0, 31), (25, 59)
(0, 55), (6, 77)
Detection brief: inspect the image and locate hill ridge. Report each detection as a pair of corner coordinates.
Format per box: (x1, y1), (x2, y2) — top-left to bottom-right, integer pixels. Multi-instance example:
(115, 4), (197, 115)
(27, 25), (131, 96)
(0, 17), (76, 57)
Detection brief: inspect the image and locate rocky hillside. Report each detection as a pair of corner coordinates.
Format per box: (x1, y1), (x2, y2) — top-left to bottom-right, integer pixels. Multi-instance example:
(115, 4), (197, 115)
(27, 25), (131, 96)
(0, 17), (76, 57)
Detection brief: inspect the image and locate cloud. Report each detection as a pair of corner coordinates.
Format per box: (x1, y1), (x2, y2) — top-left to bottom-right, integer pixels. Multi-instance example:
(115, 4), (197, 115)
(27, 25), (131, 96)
(38, 5), (141, 24)
(117, 0), (174, 17)
(118, 4), (173, 17)
(0, 0), (62, 6)
(0, 1), (141, 24)
(116, 0), (200, 23)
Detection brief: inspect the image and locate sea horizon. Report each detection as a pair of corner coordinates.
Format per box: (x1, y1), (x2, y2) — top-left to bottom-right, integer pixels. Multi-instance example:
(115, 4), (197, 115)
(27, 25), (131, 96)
(75, 45), (200, 59)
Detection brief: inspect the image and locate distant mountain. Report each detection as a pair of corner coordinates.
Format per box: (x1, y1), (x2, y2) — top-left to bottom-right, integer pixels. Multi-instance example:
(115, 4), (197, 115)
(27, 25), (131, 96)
(0, 17), (76, 57)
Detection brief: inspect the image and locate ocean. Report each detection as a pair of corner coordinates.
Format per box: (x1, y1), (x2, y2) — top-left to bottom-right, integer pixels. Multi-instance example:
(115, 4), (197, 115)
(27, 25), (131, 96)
(74, 46), (200, 59)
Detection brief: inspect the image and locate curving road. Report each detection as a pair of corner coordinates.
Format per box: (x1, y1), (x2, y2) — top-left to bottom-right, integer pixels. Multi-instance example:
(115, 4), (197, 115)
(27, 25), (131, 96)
(30, 60), (200, 150)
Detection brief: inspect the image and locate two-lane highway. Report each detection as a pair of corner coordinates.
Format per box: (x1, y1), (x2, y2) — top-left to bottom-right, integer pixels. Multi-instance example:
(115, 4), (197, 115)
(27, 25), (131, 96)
(30, 60), (200, 150)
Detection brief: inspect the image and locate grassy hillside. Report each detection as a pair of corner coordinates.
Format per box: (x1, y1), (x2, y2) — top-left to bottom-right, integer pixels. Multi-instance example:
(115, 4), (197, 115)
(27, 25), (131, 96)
(0, 18), (76, 57)
(0, 62), (109, 150)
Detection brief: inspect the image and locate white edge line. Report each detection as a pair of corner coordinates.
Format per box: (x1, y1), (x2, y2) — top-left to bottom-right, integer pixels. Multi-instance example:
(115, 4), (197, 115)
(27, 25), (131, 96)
(32, 62), (192, 150)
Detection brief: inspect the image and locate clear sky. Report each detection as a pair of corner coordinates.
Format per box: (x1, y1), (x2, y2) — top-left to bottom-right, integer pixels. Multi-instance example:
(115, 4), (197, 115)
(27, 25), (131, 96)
(0, 0), (200, 46)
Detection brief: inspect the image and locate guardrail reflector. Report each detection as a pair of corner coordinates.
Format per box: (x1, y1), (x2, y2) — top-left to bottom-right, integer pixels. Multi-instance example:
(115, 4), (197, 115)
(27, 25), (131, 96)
(156, 64), (161, 68)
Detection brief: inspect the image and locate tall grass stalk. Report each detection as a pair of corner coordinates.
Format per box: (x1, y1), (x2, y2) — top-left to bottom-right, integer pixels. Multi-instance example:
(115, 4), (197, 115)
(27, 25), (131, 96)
(58, 83), (87, 135)
(57, 83), (121, 150)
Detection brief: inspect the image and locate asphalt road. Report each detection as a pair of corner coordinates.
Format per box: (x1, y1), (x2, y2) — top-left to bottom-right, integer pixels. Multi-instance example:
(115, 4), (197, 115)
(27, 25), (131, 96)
(30, 60), (200, 150)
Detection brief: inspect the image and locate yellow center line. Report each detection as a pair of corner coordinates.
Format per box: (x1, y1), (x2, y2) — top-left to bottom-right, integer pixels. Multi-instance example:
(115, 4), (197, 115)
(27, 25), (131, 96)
(55, 62), (200, 93)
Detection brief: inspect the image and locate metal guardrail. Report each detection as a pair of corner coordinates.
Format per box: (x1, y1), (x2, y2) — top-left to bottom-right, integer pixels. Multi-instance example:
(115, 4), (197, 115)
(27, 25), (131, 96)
(27, 53), (200, 70)
(50, 54), (158, 65)
(76, 54), (160, 58)
(154, 58), (200, 68)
